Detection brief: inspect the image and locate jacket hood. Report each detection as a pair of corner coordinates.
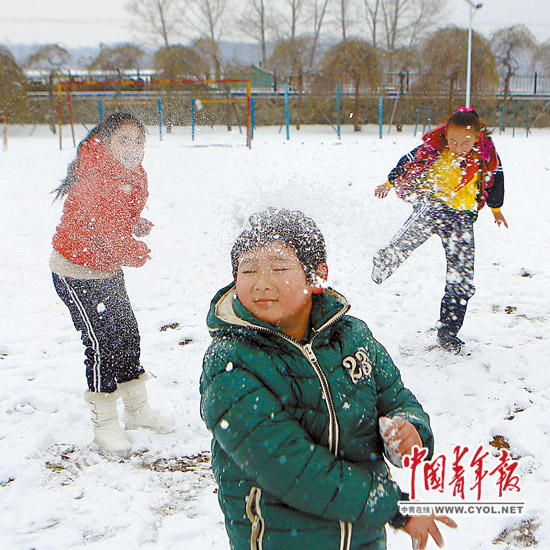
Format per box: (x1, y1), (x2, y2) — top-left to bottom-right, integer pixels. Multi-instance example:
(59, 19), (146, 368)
(422, 125), (498, 170)
(207, 282), (350, 340)
(78, 136), (147, 191)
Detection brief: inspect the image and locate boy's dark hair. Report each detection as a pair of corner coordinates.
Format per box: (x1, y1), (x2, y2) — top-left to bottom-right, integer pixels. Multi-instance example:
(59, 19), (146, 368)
(231, 208), (327, 282)
(53, 112), (146, 201)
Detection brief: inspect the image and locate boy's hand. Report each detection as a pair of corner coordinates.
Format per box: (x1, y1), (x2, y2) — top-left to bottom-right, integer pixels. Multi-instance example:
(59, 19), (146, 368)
(379, 416), (422, 464)
(375, 183), (391, 198)
(403, 514), (457, 549)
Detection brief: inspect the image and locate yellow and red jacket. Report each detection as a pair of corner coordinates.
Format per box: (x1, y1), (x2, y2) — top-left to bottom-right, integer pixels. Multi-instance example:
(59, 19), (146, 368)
(387, 125), (504, 211)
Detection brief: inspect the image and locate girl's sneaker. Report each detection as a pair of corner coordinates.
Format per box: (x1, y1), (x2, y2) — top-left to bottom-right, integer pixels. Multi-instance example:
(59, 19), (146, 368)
(437, 329), (464, 354)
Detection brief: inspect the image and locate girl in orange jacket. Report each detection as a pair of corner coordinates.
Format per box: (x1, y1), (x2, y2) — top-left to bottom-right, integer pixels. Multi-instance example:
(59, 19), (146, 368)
(51, 113), (169, 457)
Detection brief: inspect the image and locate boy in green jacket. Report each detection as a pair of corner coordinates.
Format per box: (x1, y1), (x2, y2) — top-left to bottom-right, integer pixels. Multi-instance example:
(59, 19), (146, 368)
(200, 208), (456, 550)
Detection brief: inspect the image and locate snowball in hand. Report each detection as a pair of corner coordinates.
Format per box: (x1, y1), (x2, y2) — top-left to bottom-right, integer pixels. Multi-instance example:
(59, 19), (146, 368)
(379, 416), (403, 467)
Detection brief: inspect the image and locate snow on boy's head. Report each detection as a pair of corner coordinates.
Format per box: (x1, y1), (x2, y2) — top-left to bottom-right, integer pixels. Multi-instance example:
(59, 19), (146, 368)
(231, 208), (327, 282)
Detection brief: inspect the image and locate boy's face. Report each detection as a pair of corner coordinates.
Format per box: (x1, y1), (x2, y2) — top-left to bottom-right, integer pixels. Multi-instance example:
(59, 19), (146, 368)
(235, 241), (316, 341)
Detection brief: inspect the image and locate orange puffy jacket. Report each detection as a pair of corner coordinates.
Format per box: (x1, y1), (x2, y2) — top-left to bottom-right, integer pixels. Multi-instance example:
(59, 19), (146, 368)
(53, 136), (151, 273)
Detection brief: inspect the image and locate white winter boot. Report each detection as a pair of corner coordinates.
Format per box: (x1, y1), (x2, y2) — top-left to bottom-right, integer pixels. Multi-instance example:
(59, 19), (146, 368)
(119, 373), (172, 433)
(84, 390), (132, 457)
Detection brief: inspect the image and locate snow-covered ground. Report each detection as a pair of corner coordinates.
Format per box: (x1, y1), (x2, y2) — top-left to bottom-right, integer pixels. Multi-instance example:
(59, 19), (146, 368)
(1, 123), (548, 549)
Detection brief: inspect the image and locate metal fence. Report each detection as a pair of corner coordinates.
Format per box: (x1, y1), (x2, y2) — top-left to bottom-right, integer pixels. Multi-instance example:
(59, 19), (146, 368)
(382, 72), (550, 98)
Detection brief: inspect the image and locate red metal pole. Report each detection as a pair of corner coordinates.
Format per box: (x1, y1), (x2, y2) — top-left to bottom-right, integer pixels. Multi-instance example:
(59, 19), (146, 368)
(246, 80), (252, 149)
(65, 85), (76, 147)
(57, 83), (64, 151)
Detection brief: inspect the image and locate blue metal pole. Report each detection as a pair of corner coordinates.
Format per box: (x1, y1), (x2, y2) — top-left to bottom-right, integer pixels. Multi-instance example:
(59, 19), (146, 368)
(157, 99), (163, 141)
(98, 100), (103, 121)
(499, 102), (505, 134)
(414, 107), (421, 137)
(285, 81), (290, 140)
(378, 96), (383, 139)
(337, 83), (341, 140)
(191, 98), (196, 141)
(423, 107), (431, 134)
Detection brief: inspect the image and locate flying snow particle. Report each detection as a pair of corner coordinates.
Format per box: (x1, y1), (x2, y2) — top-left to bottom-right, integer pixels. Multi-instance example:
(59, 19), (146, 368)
(97, 303), (106, 314)
(220, 419), (229, 430)
(226, 362), (234, 372)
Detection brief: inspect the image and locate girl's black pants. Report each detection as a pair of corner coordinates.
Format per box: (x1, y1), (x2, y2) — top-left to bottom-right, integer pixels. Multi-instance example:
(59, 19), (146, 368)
(373, 199), (478, 337)
(52, 271), (144, 393)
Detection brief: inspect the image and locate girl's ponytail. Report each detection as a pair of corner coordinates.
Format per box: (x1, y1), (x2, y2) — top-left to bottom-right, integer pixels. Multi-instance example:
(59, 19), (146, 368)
(52, 159), (79, 202)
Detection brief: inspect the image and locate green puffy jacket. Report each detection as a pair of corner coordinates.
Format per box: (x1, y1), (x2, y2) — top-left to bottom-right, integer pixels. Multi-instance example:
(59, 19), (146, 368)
(200, 283), (434, 550)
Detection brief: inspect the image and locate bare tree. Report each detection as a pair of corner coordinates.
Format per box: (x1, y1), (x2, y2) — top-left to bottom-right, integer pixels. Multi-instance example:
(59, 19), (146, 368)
(187, 0), (244, 130)
(187, 0), (227, 78)
(0, 46), (28, 122)
(155, 45), (210, 79)
(361, 0), (446, 54)
(88, 44), (145, 72)
(362, 0), (382, 49)
(269, 36), (311, 76)
(538, 40), (550, 77)
(239, 0), (277, 67)
(322, 39), (379, 131)
(26, 45), (71, 132)
(337, 0), (354, 42)
(277, 0), (306, 41)
(491, 25), (537, 101)
(126, 0), (186, 48)
(308, 0), (330, 68)
(414, 26), (498, 111)
(26, 44), (71, 73)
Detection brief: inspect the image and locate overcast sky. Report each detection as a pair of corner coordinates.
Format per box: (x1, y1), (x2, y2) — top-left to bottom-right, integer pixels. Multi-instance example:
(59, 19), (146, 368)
(1, 0), (548, 49)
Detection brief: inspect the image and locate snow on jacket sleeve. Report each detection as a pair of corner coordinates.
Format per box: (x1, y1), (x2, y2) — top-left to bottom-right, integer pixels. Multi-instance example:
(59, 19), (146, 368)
(76, 174), (150, 268)
(387, 146), (421, 185)
(201, 346), (403, 529)
(356, 322), (434, 458)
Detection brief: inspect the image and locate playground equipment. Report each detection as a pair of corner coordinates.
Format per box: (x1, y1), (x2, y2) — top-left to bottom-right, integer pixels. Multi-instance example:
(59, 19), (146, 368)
(98, 98), (163, 140)
(280, 89), (388, 140)
(281, 83), (344, 140)
(56, 79), (252, 150)
(414, 106), (432, 136)
(499, 101), (531, 137)
(190, 94), (255, 143)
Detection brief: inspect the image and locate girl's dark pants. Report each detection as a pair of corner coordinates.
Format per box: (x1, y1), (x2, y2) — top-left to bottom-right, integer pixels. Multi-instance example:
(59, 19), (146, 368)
(374, 199), (477, 337)
(52, 271), (144, 393)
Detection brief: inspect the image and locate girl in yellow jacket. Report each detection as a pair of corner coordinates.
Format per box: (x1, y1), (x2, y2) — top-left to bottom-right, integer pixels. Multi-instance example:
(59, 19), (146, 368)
(373, 107), (508, 354)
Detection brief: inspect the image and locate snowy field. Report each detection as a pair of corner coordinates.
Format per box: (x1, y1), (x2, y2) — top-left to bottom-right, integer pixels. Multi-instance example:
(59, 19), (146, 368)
(1, 122), (549, 549)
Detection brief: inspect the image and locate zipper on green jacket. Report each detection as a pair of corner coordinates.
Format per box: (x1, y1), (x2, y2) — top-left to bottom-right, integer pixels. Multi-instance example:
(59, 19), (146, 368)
(217, 293), (354, 549)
